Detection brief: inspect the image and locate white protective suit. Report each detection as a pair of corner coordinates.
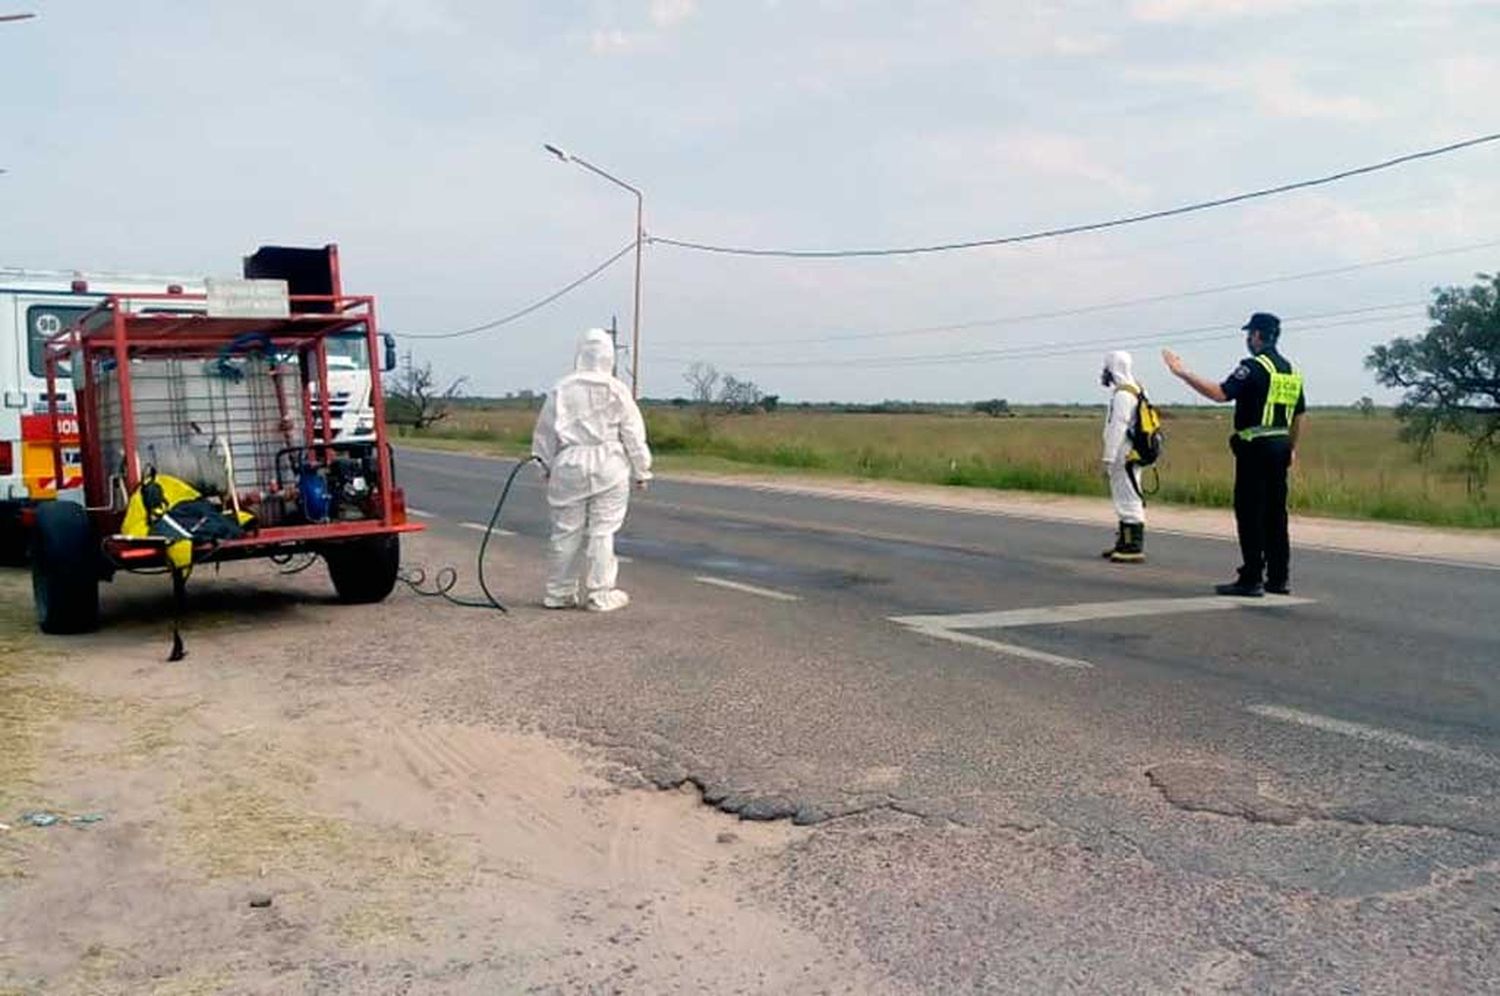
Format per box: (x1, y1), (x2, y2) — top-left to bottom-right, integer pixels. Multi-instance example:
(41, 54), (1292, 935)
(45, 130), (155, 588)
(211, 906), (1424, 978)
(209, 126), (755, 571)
(1101, 350), (1145, 526)
(531, 329), (653, 611)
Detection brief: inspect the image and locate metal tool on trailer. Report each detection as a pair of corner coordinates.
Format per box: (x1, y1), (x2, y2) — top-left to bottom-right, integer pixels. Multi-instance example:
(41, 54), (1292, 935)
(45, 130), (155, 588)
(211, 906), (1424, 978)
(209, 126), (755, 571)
(31, 255), (421, 639)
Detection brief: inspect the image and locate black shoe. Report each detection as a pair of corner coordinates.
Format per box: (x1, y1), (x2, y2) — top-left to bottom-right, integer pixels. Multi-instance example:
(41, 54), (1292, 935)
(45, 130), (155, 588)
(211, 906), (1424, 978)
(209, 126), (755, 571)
(1264, 580), (1291, 595)
(1215, 580), (1264, 598)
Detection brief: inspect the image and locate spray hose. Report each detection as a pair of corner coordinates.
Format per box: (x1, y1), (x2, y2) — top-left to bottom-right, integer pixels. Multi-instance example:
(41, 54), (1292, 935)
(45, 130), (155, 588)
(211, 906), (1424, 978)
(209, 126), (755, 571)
(397, 456), (540, 613)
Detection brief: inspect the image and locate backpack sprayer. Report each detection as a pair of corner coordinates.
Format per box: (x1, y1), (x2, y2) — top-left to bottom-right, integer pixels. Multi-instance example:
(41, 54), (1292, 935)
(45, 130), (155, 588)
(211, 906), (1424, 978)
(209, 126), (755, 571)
(1117, 384), (1165, 497)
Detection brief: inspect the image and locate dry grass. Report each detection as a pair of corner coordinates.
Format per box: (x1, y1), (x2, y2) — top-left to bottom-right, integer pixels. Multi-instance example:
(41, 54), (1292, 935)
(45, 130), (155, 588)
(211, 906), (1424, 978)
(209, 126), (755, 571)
(149, 971), (232, 996)
(0, 572), (74, 817)
(403, 405), (1498, 528)
(171, 782), (354, 879)
(334, 902), (418, 944)
(168, 750), (456, 887)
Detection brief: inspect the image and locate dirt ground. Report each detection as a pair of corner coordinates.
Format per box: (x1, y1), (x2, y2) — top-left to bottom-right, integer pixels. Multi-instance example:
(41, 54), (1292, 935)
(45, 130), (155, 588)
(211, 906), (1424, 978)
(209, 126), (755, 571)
(0, 543), (888, 996)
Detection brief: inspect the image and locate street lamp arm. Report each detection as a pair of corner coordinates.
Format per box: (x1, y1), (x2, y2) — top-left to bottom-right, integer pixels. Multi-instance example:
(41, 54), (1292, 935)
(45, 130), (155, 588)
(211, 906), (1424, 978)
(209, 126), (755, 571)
(542, 142), (645, 397)
(568, 155), (642, 199)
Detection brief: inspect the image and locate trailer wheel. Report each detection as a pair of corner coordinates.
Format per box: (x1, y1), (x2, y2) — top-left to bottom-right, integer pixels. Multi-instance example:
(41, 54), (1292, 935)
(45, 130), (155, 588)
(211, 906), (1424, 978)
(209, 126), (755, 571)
(0, 504), (28, 566)
(325, 533), (400, 604)
(31, 501), (100, 634)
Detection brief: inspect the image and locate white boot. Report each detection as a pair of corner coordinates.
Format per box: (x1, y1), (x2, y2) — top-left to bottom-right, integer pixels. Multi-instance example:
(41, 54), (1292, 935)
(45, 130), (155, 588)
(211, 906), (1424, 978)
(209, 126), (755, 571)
(585, 589), (630, 613)
(542, 593), (578, 609)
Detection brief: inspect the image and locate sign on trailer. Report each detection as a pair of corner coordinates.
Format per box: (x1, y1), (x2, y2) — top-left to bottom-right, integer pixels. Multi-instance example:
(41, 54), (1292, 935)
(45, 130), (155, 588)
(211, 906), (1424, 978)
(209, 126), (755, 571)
(205, 278), (290, 319)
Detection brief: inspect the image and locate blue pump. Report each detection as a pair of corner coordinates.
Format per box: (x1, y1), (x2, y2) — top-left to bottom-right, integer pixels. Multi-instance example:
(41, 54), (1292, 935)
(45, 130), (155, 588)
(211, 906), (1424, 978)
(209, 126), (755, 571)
(298, 465), (332, 522)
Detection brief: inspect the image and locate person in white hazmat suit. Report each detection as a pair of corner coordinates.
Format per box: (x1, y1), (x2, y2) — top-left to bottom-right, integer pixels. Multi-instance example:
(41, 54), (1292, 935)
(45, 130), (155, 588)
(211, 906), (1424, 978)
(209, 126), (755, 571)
(531, 329), (653, 611)
(1100, 350), (1146, 563)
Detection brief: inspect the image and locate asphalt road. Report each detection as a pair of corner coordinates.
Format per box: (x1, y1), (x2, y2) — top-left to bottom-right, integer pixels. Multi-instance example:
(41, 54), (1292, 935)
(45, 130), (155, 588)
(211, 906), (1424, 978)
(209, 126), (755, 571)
(395, 445), (1500, 993)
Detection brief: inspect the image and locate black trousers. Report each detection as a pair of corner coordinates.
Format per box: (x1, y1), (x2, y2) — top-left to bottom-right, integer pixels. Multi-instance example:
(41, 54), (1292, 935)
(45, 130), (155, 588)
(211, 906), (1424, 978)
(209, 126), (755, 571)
(1231, 437), (1292, 584)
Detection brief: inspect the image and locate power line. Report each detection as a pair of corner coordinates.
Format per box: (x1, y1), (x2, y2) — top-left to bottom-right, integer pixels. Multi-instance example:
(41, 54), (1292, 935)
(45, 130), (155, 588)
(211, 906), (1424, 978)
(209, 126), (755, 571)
(656, 301), (1427, 371)
(834, 309), (1427, 371)
(649, 132), (1500, 259)
(657, 238), (1500, 349)
(397, 241), (636, 341)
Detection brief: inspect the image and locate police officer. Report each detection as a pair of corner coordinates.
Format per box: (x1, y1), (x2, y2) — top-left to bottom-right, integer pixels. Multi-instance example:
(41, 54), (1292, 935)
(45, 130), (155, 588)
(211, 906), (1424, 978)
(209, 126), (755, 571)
(1162, 312), (1306, 597)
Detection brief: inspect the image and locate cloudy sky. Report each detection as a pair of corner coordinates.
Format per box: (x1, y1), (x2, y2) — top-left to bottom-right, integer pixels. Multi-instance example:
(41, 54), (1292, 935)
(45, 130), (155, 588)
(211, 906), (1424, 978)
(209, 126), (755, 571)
(4, 1), (1499, 404)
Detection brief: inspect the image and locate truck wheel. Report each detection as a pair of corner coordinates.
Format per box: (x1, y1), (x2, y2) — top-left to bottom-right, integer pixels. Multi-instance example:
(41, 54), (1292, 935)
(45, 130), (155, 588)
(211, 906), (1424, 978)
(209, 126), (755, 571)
(324, 533), (400, 604)
(31, 501), (100, 634)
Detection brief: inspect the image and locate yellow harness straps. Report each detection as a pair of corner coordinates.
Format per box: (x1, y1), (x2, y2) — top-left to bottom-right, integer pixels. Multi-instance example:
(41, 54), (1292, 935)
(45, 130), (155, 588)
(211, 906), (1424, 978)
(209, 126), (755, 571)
(1237, 354), (1302, 441)
(122, 473), (200, 572)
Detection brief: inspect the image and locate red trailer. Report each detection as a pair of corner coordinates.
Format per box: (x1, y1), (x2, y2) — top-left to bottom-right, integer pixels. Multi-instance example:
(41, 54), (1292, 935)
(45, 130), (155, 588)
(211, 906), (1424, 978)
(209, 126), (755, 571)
(30, 249), (421, 635)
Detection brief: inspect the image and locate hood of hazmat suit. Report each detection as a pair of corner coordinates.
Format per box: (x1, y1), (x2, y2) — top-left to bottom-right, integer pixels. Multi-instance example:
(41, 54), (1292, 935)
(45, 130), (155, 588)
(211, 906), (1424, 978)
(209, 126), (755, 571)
(1102, 350), (1141, 465)
(1102, 350), (1137, 390)
(531, 329), (653, 507)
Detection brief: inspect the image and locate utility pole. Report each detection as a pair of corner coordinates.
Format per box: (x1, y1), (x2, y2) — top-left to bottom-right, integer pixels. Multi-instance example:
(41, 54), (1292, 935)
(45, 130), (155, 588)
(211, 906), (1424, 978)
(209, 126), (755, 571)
(607, 314), (620, 378)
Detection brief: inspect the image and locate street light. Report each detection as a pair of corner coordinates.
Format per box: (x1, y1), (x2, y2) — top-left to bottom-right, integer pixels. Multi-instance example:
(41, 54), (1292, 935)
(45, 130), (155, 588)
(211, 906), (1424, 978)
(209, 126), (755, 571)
(544, 143), (644, 398)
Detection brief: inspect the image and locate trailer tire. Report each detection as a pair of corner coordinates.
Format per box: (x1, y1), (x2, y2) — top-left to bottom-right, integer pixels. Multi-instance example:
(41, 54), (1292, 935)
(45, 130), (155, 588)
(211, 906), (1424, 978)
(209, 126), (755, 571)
(31, 501), (100, 634)
(325, 533), (400, 604)
(0, 503), (28, 566)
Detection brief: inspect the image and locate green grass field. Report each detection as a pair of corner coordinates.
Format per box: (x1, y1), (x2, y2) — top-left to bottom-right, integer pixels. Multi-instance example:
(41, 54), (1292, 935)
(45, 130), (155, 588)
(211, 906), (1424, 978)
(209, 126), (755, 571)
(399, 405), (1498, 529)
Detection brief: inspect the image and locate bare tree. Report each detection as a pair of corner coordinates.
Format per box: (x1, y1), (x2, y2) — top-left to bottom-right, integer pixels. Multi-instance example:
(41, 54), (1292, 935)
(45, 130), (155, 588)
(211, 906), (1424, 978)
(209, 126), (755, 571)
(719, 374), (764, 413)
(389, 351), (467, 430)
(684, 362), (721, 406)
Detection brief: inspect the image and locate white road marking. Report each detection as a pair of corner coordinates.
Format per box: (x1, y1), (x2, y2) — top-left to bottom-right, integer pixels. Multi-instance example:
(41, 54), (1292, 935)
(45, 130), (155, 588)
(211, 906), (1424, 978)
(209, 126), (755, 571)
(889, 594), (1314, 671)
(460, 521), (517, 537)
(904, 625), (1093, 669)
(407, 508), (435, 519)
(892, 595), (1315, 631)
(694, 576), (800, 602)
(1247, 704), (1500, 771)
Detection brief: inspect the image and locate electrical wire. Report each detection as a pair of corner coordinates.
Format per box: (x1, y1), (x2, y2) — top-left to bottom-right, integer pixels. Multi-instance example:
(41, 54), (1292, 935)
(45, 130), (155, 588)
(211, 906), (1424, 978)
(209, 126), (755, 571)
(648, 132), (1500, 259)
(656, 301), (1427, 371)
(656, 238), (1500, 349)
(397, 243), (636, 341)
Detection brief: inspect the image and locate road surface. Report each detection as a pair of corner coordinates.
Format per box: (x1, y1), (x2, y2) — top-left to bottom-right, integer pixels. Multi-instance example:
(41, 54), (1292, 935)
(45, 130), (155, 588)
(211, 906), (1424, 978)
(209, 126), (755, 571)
(396, 445), (1500, 993)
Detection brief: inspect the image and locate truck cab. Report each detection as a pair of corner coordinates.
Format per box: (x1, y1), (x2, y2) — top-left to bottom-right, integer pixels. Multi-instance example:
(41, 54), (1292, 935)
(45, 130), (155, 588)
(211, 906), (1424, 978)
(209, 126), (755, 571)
(313, 328), (387, 443)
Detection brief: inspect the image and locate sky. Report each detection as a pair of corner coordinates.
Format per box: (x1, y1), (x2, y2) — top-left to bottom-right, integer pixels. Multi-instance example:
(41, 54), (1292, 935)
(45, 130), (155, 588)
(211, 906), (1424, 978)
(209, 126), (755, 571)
(3, 0), (1499, 405)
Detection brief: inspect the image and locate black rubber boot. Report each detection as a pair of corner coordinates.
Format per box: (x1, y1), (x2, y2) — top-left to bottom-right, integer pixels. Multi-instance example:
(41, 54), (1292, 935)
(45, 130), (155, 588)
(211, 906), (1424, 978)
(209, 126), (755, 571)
(1101, 521), (1126, 559)
(1110, 522), (1145, 563)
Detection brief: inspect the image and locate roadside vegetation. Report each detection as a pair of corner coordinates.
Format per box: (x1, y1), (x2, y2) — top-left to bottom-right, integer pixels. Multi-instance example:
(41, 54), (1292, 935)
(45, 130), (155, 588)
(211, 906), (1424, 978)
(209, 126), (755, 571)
(398, 271), (1499, 530)
(395, 403), (1498, 529)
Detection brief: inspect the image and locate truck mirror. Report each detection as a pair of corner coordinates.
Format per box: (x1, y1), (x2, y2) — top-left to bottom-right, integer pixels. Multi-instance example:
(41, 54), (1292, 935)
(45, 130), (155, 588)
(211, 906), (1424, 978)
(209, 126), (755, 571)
(382, 333), (397, 372)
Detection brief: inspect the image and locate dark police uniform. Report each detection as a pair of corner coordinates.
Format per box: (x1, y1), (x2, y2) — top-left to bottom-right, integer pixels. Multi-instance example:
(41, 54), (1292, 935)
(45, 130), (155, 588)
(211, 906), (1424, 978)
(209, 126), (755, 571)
(1220, 348), (1305, 587)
